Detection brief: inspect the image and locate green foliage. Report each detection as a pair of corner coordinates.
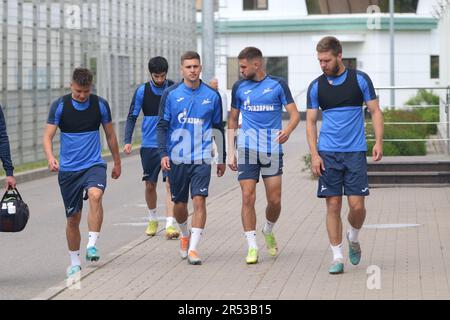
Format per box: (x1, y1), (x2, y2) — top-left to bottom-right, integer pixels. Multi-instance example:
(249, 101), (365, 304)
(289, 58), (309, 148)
(366, 90), (440, 156)
(301, 154), (317, 180)
(405, 89), (440, 135)
(405, 89), (440, 106)
(302, 154), (311, 172)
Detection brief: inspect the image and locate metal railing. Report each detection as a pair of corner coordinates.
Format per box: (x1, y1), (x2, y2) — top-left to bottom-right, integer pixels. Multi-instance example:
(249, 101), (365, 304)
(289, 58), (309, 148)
(367, 86), (450, 155)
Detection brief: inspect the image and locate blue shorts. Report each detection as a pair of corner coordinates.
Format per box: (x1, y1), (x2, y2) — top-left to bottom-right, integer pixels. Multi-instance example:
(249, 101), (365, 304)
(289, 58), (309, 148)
(58, 164), (107, 217)
(237, 148), (283, 182)
(317, 151), (369, 198)
(168, 163), (211, 203)
(140, 147), (168, 183)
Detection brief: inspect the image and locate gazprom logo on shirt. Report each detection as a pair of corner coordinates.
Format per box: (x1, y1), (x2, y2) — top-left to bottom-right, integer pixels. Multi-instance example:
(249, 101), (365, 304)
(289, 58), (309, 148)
(243, 96), (275, 112)
(177, 109), (204, 125)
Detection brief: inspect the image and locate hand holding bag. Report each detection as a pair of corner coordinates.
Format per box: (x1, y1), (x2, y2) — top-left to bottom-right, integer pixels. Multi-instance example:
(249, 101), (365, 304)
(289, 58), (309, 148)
(0, 187), (30, 232)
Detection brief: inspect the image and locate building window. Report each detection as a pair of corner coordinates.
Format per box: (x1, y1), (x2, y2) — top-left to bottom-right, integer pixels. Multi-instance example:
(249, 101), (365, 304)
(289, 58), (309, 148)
(431, 56), (439, 79)
(306, 0), (418, 14)
(343, 58), (357, 70)
(227, 56), (288, 90)
(243, 0), (268, 11)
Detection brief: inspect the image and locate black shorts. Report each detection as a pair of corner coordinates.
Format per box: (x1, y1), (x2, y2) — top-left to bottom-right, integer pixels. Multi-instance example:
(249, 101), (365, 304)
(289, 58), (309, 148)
(140, 147), (168, 183)
(237, 148), (283, 182)
(317, 151), (369, 198)
(168, 163), (211, 203)
(58, 164), (107, 217)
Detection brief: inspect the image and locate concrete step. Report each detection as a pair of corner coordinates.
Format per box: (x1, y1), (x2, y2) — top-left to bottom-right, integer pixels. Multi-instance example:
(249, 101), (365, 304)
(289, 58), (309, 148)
(367, 161), (450, 172)
(370, 183), (450, 188)
(368, 171), (450, 185)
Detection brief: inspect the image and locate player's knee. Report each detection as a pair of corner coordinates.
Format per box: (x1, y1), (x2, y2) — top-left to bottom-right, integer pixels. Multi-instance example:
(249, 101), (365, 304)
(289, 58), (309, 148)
(146, 182), (157, 192)
(67, 214), (81, 228)
(88, 189), (103, 203)
(349, 203), (365, 215)
(327, 198), (342, 213)
(242, 191), (256, 206)
(267, 197), (281, 209)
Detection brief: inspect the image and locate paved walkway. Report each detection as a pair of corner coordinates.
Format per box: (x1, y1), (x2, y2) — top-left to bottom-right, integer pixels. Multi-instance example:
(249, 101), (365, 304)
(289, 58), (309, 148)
(34, 129), (450, 300)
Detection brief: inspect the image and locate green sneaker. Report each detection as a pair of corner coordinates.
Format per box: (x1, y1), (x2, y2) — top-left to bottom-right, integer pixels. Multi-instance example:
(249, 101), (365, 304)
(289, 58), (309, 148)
(263, 231), (278, 256)
(86, 246), (100, 262)
(66, 265), (81, 278)
(328, 259), (344, 275)
(246, 248), (259, 264)
(145, 220), (158, 236)
(165, 225), (180, 240)
(347, 232), (362, 265)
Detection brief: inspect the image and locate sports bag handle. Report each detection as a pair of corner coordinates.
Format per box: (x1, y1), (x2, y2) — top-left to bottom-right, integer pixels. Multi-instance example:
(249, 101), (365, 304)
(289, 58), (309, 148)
(1, 187), (23, 203)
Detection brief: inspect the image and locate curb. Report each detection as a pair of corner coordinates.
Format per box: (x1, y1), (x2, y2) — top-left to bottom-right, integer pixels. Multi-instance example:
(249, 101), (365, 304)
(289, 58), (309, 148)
(32, 183), (240, 300)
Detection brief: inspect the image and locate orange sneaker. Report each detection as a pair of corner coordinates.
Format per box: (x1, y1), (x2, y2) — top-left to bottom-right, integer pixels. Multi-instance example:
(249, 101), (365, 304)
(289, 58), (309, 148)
(187, 250), (202, 265)
(179, 236), (189, 259)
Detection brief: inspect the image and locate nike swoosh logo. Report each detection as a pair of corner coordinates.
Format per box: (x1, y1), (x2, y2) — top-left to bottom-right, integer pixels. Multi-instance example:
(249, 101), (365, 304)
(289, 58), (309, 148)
(200, 188), (207, 192)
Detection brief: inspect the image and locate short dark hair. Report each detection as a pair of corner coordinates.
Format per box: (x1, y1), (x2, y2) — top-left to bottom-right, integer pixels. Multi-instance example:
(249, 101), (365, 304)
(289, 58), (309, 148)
(72, 68), (93, 86)
(148, 56), (169, 74)
(181, 51), (201, 64)
(316, 36), (342, 57)
(238, 47), (263, 61)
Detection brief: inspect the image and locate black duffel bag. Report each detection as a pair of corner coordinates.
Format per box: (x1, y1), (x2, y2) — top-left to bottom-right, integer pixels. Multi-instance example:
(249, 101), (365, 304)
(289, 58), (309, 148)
(0, 187), (30, 232)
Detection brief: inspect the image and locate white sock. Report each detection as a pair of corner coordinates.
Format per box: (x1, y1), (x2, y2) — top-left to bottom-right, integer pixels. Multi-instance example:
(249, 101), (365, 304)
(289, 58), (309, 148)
(245, 231), (258, 250)
(331, 243), (344, 261)
(166, 217), (176, 228)
(87, 232), (99, 249)
(189, 228), (203, 252)
(148, 208), (158, 222)
(69, 250), (81, 267)
(263, 220), (276, 234)
(348, 226), (361, 243)
(178, 220), (190, 238)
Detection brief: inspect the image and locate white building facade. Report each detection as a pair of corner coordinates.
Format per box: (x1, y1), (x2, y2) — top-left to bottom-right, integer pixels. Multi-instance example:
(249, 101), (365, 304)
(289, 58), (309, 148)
(437, 1), (450, 139)
(197, 0), (442, 110)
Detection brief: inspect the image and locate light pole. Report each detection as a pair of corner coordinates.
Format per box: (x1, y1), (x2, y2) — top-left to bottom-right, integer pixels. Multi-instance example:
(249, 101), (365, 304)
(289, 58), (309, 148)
(390, 0), (396, 108)
(202, 0), (215, 84)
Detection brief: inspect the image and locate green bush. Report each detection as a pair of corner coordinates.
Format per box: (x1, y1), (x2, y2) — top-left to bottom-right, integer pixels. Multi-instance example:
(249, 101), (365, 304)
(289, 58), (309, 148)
(405, 89), (439, 106)
(406, 89), (440, 135)
(413, 107), (439, 135)
(366, 90), (440, 156)
(366, 108), (427, 156)
(367, 125), (427, 156)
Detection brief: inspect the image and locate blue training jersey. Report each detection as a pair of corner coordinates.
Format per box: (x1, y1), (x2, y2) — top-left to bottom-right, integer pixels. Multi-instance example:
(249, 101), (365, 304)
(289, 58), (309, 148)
(231, 75), (294, 154)
(158, 81), (223, 164)
(307, 69), (376, 152)
(124, 80), (173, 148)
(47, 96), (112, 172)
